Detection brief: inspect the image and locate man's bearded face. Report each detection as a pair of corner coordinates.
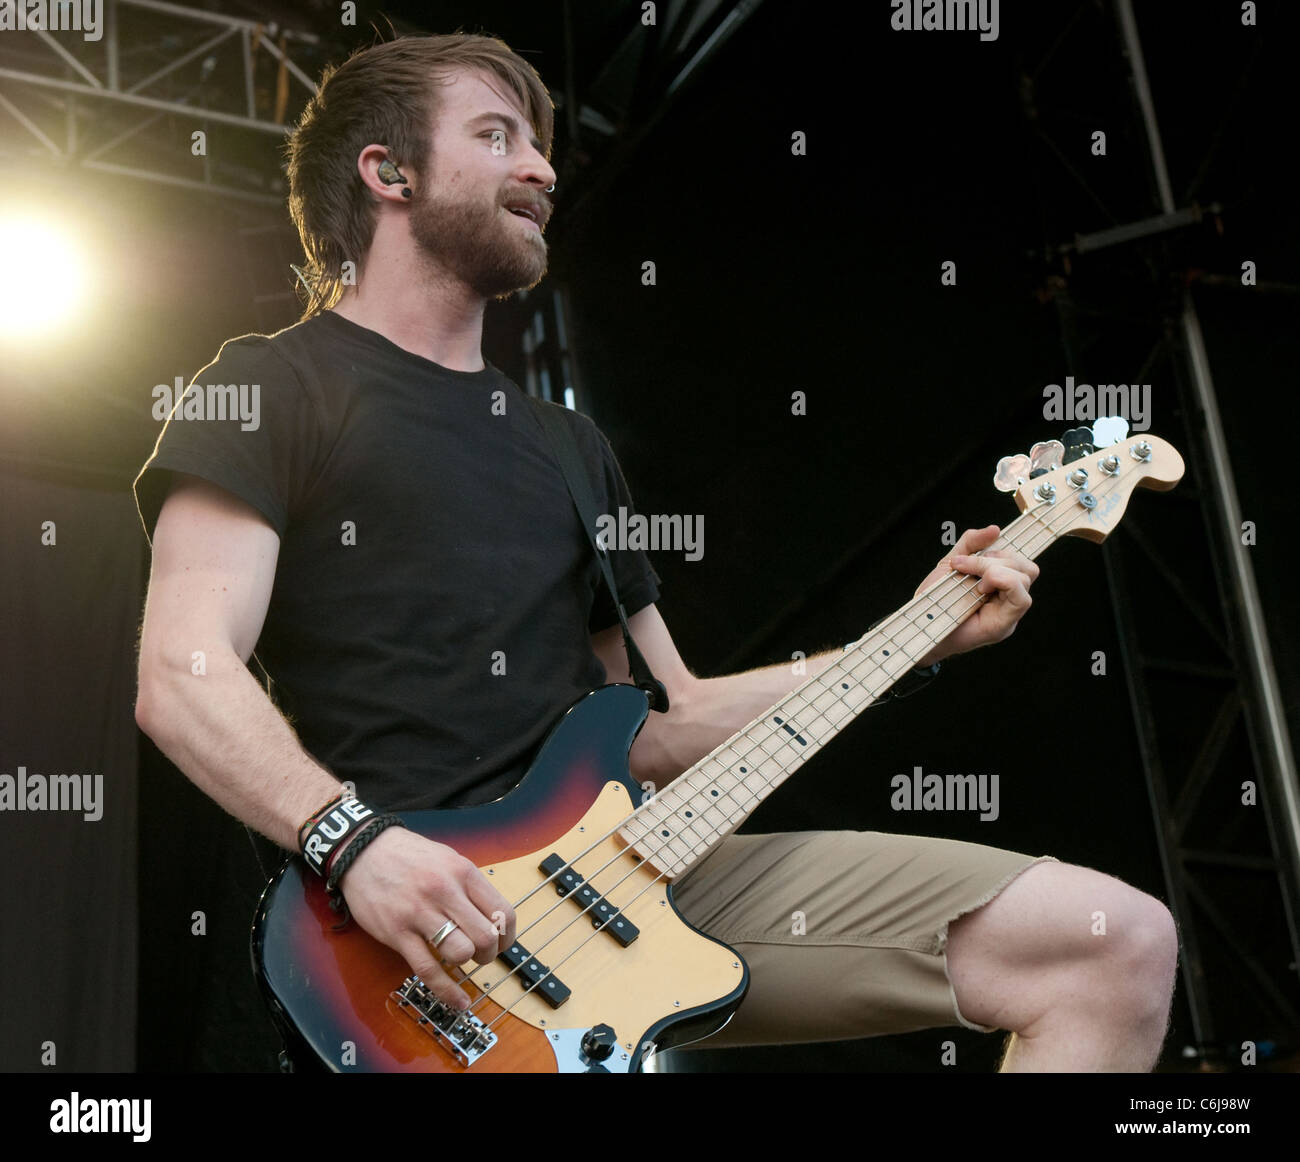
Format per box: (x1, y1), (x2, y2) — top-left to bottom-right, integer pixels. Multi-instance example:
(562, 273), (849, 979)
(407, 173), (549, 299)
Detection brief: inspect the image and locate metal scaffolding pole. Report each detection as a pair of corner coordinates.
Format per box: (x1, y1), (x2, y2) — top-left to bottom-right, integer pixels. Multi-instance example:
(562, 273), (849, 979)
(1115, 0), (1300, 971)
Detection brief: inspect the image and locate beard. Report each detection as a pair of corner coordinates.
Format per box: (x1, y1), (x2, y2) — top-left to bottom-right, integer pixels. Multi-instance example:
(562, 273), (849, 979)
(408, 183), (548, 299)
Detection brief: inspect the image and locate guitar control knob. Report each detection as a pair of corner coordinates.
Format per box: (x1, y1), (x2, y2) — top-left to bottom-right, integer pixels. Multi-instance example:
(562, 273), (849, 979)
(580, 1023), (618, 1062)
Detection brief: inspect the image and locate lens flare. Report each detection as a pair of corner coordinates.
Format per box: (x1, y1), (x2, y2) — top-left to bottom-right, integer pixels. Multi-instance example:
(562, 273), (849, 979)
(0, 216), (92, 339)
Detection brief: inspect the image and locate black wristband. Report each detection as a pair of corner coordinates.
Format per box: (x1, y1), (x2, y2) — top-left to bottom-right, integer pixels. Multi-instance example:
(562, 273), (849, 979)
(324, 814), (406, 917)
(300, 796), (376, 875)
(297, 791), (345, 846)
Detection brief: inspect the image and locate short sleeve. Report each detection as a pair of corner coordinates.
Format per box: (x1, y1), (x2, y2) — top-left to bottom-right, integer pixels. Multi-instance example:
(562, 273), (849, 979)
(588, 428), (662, 633)
(133, 337), (322, 543)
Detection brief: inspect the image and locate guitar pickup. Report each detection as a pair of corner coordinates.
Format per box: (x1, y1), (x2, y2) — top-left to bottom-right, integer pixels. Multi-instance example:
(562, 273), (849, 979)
(498, 940), (570, 1009)
(539, 853), (640, 947)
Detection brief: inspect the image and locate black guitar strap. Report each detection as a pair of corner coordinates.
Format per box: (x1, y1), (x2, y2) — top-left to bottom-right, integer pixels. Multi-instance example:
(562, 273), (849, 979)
(526, 396), (670, 714)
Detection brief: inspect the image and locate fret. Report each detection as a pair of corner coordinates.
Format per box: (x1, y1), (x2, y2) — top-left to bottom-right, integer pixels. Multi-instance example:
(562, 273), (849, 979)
(646, 823), (693, 866)
(833, 672), (877, 715)
(753, 733), (795, 765)
(706, 766), (745, 800)
(915, 599), (959, 640)
(865, 639), (915, 679)
(620, 438), (1188, 874)
(622, 512), (1060, 877)
(689, 779), (737, 832)
(810, 685), (854, 725)
(694, 799), (733, 835)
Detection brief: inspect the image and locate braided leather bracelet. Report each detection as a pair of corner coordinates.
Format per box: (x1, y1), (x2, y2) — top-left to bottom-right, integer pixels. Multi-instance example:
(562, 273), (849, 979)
(324, 814), (406, 918)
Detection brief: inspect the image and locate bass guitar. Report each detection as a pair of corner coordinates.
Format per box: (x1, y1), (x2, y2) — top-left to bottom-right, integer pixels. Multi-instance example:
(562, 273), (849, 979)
(252, 420), (1183, 1072)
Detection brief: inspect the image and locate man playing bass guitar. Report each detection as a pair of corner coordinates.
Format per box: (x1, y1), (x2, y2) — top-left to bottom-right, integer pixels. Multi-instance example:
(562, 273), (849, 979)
(134, 32), (1177, 1071)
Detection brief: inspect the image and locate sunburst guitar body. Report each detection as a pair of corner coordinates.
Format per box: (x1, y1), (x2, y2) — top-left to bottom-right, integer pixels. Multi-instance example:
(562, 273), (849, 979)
(253, 683), (748, 1073)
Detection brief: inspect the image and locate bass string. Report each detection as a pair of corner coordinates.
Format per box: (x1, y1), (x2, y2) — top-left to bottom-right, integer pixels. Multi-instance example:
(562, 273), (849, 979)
(492, 498), (1043, 923)
(614, 477), (1088, 870)
(455, 550), (1002, 1007)
(501, 490), (1058, 916)
(474, 526), (1053, 1033)
(613, 495), (1064, 858)
(458, 493), (1071, 1015)
(461, 473), (1109, 1019)
(472, 551), (1053, 1029)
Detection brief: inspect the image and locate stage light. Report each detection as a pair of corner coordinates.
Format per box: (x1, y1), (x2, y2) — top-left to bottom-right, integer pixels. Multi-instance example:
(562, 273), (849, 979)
(0, 215), (92, 340)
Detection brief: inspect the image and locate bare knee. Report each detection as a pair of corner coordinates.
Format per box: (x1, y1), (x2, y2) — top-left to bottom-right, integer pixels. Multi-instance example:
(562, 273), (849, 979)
(947, 863), (1177, 1032)
(1037, 869), (1178, 1024)
(1096, 886), (1178, 1017)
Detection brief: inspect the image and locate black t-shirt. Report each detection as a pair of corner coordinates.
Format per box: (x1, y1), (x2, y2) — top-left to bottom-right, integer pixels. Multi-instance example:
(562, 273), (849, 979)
(134, 310), (661, 811)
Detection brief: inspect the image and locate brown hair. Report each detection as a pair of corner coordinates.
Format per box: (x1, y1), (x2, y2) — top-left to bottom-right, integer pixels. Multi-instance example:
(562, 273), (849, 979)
(286, 34), (554, 318)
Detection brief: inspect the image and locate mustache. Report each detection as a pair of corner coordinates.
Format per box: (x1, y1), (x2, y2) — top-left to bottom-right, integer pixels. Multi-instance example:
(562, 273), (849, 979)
(500, 191), (552, 228)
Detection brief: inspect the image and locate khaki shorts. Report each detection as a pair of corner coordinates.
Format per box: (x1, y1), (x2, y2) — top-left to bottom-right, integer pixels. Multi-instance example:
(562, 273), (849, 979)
(671, 829), (1057, 1047)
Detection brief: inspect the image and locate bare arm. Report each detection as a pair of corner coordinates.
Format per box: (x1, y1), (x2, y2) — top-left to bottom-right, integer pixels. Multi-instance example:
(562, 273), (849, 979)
(135, 473), (513, 1008)
(134, 474), (338, 845)
(590, 606), (845, 788)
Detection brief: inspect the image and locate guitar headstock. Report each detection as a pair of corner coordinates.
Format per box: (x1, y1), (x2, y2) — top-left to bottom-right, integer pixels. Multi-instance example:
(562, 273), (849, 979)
(994, 418), (1184, 543)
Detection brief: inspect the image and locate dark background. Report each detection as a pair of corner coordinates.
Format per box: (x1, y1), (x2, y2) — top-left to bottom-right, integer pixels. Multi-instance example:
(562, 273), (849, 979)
(1, 0), (1295, 1074)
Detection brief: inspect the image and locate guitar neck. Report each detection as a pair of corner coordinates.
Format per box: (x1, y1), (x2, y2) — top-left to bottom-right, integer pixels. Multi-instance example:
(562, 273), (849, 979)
(619, 507), (1057, 878)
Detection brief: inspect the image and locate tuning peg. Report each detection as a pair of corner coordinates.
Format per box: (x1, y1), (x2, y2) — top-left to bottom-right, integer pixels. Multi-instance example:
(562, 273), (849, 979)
(993, 453), (1032, 493)
(1029, 440), (1064, 474)
(1091, 416), (1129, 447)
(1061, 426), (1094, 465)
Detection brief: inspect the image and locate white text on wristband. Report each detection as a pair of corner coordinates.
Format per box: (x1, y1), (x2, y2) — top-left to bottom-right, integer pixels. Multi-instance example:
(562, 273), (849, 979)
(301, 797), (375, 874)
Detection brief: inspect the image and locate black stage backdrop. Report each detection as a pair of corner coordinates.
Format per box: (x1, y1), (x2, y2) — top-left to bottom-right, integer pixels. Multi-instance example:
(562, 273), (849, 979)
(0, 471), (141, 1071)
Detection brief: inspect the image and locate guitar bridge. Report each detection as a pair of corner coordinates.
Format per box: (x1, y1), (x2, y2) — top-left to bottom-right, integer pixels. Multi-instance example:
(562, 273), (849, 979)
(391, 976), (497, 1066)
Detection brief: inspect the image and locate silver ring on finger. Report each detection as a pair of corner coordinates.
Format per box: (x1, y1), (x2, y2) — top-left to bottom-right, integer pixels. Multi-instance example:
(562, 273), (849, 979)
(428, 920), (459, 950)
